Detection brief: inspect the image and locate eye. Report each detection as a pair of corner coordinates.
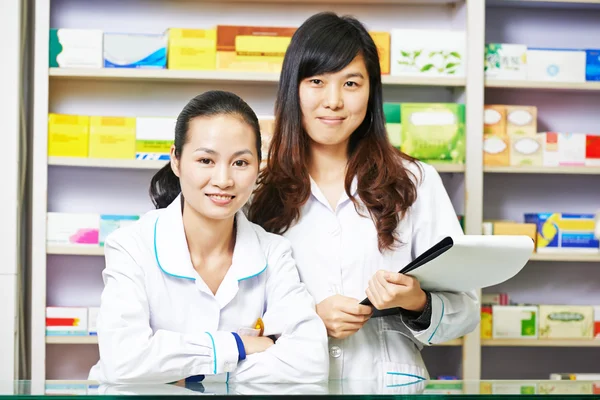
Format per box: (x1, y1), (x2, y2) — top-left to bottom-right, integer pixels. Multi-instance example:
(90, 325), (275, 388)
(309, 78), (323, 85)
(233, 160), (249, 167)
(345, 81), (358, 87)
(198, 158), (213, 165)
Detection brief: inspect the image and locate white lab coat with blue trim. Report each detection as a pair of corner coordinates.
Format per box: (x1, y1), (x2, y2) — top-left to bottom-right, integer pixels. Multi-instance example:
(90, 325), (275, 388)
(280, 162), (480, 385)
(88, 195), (329, 384)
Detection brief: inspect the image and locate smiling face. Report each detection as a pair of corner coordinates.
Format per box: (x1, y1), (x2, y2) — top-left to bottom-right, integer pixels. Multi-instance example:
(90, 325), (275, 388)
(299, 55), (370, 152)
(170, 114), (259, 221)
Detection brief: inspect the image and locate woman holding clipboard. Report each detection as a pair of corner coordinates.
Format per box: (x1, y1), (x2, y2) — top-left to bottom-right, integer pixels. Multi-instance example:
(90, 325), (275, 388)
(248, 12), (480, 385)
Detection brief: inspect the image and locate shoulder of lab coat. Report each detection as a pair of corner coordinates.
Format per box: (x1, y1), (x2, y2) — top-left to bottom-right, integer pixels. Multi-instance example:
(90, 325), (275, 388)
(402, 161), (480, 345)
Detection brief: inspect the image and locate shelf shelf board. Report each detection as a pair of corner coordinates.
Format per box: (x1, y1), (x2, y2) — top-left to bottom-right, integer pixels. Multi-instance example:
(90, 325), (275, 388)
(186, 0), (462, 3)
(483, 339), (600, 347)
(487, 0), (600, 9)
(46, 336), (98, 344)
(530, 253), (600, 262)
(48, 157), (166, 170)
(47, 246), (104, 256)
(49, 68), (465, 87)
(486, 79), (600, 91)
(484, 166), (600, 175)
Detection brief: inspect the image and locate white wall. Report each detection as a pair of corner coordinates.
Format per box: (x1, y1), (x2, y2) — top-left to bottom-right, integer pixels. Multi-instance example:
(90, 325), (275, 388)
(46, 0), (467, 379)
(0, 0), (22, 382)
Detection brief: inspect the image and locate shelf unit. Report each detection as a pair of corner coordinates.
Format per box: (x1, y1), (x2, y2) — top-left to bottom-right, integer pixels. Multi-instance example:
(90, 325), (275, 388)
(482, 340), (600, 347)
(30, 0), (600, 383)
(529, 253), (600, 262)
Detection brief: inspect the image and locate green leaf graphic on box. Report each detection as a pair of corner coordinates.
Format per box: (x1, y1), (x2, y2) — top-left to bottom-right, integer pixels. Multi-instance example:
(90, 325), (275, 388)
(429, 51), (438, 58)
(414, 50), (423, 58)
(450, 52), (461, 59)
(445, 62), (458, 70)
(421, 64), (434, 72)
(447, 70), (457, 75)
(521, 312), (536, 336)
(401, 50), (410, 57)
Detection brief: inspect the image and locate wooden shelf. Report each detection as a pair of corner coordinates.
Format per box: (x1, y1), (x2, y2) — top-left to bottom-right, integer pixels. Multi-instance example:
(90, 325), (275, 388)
(435, 339), (463, 346)
(486, 79), (600, 91)
(483, 339), (600, 347)
(488, 0), (600, 9)
(49, 68), (465, 87)
(46, 336), (98, 344)
(186, 0), (461, 3)
(530, 253), (600, 262)
(47, 245), (104, 256)
(48, 157), (166, 170)
(485, 166), (600, 175)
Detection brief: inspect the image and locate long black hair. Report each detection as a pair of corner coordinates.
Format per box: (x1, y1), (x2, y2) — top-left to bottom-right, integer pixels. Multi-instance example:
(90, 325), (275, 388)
(248, 12), (419, 252)
(149, 90), (262, 209)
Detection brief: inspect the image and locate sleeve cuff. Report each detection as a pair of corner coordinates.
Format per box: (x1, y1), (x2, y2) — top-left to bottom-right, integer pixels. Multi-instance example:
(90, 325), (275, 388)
(405, 292), (445, 344)
(401, 291), (432, 331)
(206, 331), (239, 374)
(231, 332), (246, 361)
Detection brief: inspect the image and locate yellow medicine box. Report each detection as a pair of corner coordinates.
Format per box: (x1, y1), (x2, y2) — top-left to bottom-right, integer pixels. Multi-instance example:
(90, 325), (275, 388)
(370, 32), (390, 75)
(168, 28), (217, 70)
(89, 116), (136, 159)
(48, 114), (90, 158)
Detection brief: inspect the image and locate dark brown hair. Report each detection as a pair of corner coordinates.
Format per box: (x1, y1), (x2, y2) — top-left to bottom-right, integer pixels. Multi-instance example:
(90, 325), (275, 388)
(247, 12), (420, 252)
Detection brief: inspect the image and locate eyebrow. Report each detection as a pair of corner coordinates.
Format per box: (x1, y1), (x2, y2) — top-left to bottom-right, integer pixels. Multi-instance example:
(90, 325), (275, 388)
(194, 148), (254, 157)
(344, 72), (365, 79)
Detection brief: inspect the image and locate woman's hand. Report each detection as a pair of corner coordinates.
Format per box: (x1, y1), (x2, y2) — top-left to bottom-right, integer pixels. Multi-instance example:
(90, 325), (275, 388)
(240, 336), (275, 355)
(316, 294), (373, 339)
(366, 270), (427, 312)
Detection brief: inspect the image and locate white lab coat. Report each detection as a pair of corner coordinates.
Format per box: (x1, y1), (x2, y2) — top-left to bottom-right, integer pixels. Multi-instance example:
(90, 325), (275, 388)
(281, 161), (480, 384)
(88, 195), (329, 384)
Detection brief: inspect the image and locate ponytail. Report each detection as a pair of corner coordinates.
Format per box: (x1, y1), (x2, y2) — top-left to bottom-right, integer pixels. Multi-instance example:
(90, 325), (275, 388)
(149, 162), (181, 209)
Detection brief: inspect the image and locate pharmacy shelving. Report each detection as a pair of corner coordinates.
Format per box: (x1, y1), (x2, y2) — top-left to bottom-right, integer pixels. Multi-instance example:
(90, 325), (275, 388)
(487, 0), (600, 9)
(48, 157), (166, 170)
(46, 336), (99, 345)
(46, 246), (105, 256)
(484, 166), (600, 175)
(49, 68), (466, 87)
(482, 340), (600, 347)
(529, 253), (600, 262)
(485, 80), (600, 92)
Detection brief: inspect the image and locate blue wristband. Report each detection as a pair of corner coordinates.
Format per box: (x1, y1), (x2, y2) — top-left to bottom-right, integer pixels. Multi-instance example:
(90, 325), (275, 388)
(231, 332), (246, 362)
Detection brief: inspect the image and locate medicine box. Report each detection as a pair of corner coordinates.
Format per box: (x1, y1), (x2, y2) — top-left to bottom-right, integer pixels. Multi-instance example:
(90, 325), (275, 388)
(492, 305), (538, 339)
(510, 133), (544, 167)
(485, 43), (527, 80)
(538, 305), (594, 339)
(100, 215), (140, 246)
(585, 134), (600, 166)
(391, 29), (466, 77)
(49, 29), (103, 68)
(481, 306), (493, 339)
(527, 48), (586, 83)
(168, 28), (217, 70)
(46, 307), (88, 336)
(383, 103), (402, 149)
(135, 117), (176, 161)
(524, 213), (599, 253)
(48, 114), (90, 158)
(483, 105), (509, 166)
(400, 103), (465, 163)
(47, 212), (100, 246)
(104, 32), (167, 69)
(89, 116), (136, 159)
(370, 32), (390, 75)
(585, 49), (600, 81)
(506, 106), (537, 137)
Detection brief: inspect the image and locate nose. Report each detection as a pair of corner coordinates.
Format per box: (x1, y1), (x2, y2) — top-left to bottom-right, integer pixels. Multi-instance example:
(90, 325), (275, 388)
(212, 163), (234, 189)
(323, 85), (343, 110)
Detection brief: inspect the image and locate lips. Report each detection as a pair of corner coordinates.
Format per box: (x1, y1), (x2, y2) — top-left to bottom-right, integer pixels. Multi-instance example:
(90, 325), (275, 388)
(206, 194), (235, 200)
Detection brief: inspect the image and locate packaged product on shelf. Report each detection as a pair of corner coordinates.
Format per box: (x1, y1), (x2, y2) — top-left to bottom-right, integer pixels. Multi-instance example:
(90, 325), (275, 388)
(216, 25), (296, 73)
(48, 114), (90, 158)
(103, 32), (167, 69)
(44, 384), (88, 396)
(594, 306), (600, 338)
(540, 132), (587, 167)
(482, 221), (537, 245)
(538, 382), (594, 396)
(483, 105), (509, 166)
(383, 102), (402, 149)
(492, 305), (538, 339)
(135, 117), (176, 161)
(539, 305), (594, 339)
(586, 134), (600, 166)
(369, 32), (390, 75)
(484, 43), (527, 80)
(46, 307), (88, 336)
(88, 307), (100, 335)
(525, 213), (600, 253)
(100, 215), (140, 246)
(168, 28), (217, 70)
(482, 293), (510, 306)
(89, 116), (136, 159)
(423, 382), (463, 395)
(481, 305), (493, 339)
(506, 106), (537, 136)
(390, 29), (465, 77)
(258, 116), (275, 169)
(542, 131), (559, 167)
(49, 29), (103, 68)
(400, 103), (465, 163)
(490, 382), (537, 395)
(46, 212), (100, 247)
(510, 133), (544, 167)
(585, 49), (600, 81)
(526, 48), (586, 83)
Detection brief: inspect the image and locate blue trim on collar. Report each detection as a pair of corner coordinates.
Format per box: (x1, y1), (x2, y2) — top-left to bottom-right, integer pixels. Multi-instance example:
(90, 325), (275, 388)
(154, 217), (196, 281)
(237, 264), (267, 282)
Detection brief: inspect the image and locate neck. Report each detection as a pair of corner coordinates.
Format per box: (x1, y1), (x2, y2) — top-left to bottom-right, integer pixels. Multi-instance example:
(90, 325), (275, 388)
(182, 200), (235, 261)
(308, 140), (349, 183)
